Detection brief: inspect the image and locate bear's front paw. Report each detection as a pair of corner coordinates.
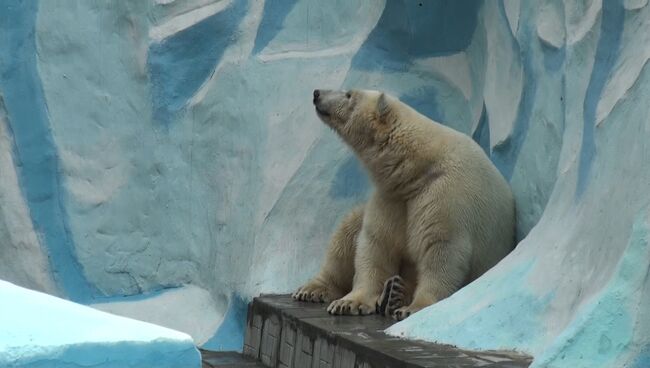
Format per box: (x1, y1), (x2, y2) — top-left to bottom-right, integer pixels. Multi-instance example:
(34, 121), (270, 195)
(292, 281), (341, 303)
(327, 297), (375, 316)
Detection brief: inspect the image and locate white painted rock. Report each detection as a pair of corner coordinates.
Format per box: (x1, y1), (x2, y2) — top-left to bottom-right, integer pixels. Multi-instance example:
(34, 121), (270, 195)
(0, 280), (200, 367)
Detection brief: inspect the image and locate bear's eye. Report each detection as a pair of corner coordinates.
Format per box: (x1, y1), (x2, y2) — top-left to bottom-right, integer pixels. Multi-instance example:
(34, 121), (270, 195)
(346, 92), (352, 99)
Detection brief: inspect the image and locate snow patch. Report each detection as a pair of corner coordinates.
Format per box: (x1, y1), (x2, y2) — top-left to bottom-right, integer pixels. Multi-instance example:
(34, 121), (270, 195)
(482, 0), (523, 148)
(149, 0), (233, 42)
(0, 280), (200, 367)
(92, 285), (226, 346)
(415, 53), (473, 100)
(537, 0), (566, 49)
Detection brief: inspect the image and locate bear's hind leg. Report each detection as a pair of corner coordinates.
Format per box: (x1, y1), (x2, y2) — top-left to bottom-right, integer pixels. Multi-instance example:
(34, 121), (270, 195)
(293, 206), (363, 303)
(376, 275), (407, 317)
(376, 259), (417, 316)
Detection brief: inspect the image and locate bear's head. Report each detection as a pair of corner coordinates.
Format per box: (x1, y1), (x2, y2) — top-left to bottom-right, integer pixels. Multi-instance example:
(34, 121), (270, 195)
(312, 89), (397, 155)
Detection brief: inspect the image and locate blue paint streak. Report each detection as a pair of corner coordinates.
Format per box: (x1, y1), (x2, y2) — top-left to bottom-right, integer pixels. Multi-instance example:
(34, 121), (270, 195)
(541, 43), (566, 73)
(148, 0), (248, 126)
(202, 294), (248, 352)
(400, 86), (445, 123)
(252, 0), (299, 55)
(0, 0), (100, 301)
(329, 156), (369, 199)
(634, 346), (650, 368)
(491, 2), (535, 180)
(351, 0), (480, 70)
(576, 0), (624, 197)
(472, 104), (491, 156)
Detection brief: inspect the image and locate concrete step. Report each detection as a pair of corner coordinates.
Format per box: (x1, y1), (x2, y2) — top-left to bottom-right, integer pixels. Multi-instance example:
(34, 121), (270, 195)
(201, 350), (266, 368)
(243, 295), (532, 368)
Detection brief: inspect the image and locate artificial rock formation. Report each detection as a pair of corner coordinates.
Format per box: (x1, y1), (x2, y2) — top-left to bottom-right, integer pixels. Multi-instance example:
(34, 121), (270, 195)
(0, 1), (648, 367)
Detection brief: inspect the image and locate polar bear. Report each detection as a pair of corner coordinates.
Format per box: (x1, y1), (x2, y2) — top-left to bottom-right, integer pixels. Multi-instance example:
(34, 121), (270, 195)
(293, 89), (515, 320)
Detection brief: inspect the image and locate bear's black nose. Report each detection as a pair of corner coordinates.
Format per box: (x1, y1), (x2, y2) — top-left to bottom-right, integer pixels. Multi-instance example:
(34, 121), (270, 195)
(313, 89), (320, 104)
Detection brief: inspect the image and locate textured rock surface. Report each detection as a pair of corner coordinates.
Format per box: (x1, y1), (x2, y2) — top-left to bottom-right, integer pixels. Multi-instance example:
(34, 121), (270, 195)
(0, 1), (648, 366)
(0, 280), (200, 368)
(387, 3), (650, 368)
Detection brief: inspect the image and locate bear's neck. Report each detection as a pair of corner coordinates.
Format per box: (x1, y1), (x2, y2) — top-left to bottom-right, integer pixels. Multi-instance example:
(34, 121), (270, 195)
(359, 121), (448, 199)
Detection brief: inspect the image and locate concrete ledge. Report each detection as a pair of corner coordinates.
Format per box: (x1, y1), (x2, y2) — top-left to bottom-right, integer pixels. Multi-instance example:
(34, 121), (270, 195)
(243, 295), (532, 368)
(201, 350), (265, 367)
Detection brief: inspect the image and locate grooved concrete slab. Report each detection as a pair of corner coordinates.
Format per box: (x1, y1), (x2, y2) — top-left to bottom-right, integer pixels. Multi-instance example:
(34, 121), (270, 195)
(201, 350), (265, 368)
(244, 295), (532, 368)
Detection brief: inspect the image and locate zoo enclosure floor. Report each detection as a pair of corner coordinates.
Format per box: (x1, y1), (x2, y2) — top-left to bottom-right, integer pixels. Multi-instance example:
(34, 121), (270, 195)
(240, 294), (532, 367)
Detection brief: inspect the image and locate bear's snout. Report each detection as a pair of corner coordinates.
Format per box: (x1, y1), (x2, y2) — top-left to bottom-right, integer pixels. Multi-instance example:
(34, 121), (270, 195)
(313, 89), (320, 104)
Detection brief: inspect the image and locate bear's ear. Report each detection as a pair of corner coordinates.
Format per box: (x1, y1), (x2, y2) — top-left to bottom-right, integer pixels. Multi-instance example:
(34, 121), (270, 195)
(377, 93), (392, 123)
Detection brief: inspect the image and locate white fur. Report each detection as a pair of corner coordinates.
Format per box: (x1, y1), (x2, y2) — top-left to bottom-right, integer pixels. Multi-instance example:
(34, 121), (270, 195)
(294, 90), (515, 319)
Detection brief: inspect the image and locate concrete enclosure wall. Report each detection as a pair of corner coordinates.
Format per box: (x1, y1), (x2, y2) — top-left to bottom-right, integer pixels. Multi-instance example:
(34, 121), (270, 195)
(0, 1), (648, 366)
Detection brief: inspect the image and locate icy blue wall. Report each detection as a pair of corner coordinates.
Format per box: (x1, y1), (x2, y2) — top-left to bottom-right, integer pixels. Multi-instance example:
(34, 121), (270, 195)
(387, 2), (650, 368)
(0, 0), (648, 366)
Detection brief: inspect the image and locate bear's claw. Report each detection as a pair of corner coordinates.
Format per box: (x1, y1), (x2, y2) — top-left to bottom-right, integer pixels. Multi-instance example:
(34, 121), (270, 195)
(327, 298), (374, 315)
(292, 282), (337, 303)
(393, 307), (411, 320)
(392, 304), (425, 321)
